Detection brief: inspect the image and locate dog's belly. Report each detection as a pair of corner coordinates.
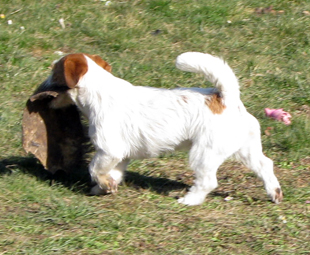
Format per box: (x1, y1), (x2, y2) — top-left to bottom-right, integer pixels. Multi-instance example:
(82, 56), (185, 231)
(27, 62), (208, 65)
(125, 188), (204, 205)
(127, 139), (192, 160)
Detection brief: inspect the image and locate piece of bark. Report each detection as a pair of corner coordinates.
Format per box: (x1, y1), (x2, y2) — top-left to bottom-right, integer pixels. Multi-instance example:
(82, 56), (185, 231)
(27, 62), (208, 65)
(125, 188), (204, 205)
(22, 96), (87, 174)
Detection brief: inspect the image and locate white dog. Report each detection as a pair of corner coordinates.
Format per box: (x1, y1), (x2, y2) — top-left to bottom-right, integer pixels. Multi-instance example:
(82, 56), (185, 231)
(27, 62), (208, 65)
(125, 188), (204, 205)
(39, 52), (283, 206)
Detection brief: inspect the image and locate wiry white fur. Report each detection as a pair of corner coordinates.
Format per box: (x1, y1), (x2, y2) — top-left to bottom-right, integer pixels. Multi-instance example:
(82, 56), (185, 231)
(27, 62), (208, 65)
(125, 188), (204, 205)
(63, 52), (282, 205)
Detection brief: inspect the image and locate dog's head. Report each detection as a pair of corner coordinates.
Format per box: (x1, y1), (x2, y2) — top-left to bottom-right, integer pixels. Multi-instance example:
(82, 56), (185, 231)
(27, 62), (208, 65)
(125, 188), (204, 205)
(23, 53), (111, 173)
(31, 53), (112, 107)
(50, 53), (112, 89)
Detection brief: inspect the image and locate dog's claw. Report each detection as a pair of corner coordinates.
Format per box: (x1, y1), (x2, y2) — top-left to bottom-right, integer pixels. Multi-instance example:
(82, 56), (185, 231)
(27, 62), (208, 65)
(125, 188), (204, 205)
(107, 177), (118, 194)
(98, 175), (118, 194)
(272, 187), (283, 204)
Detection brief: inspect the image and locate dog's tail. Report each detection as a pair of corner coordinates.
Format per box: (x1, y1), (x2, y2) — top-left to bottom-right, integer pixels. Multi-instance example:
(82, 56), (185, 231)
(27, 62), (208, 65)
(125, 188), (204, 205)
(176, 52), (240, 106)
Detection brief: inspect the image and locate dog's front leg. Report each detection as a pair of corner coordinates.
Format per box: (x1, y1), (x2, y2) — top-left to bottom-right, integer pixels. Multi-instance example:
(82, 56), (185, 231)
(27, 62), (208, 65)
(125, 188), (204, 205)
(89, 150), (124, 195)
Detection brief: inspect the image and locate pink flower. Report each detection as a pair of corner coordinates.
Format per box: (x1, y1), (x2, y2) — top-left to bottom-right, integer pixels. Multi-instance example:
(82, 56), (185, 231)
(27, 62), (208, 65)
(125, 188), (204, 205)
(265, 108), (292, 125)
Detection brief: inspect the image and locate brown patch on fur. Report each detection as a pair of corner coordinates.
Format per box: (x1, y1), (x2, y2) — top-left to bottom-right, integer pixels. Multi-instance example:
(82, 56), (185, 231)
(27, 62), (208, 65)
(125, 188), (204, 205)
(85, 54), (112, 72)
(63, 54), (89, 88)
(51, 53), (111, 89)
(205, 93), (226, 114)
(51, 53), (88, 88)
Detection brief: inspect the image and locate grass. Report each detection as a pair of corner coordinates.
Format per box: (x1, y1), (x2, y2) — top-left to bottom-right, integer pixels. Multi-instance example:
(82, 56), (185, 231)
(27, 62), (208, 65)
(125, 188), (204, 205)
(1, 0), (310, 254)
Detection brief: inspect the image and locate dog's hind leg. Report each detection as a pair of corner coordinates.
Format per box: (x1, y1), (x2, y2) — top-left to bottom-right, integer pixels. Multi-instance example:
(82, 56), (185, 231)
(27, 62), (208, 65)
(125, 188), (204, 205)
(178, 149), (226, 206)
(235, 135), (283, 204)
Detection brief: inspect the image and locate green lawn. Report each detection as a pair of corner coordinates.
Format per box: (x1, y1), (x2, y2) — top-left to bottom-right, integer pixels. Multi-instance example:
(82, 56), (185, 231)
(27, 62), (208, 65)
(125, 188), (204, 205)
(1, 0), (310, 254)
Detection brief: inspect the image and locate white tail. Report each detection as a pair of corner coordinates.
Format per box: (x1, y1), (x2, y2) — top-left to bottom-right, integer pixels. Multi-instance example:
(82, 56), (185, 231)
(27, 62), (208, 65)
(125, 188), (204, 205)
(176, 52), (240, 106)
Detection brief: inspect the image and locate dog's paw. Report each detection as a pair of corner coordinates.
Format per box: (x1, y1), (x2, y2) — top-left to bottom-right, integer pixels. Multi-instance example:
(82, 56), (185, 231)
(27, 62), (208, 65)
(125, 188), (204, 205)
(97, 174), (118, 194)
(178, 192), (206, 206)
(270, 187), (283, 204)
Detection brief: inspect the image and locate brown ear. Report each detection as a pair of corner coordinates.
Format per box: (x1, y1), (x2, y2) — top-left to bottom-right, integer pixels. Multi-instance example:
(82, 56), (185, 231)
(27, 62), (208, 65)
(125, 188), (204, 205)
(86, 54), (112, 72)
(62, 54), (88, 88)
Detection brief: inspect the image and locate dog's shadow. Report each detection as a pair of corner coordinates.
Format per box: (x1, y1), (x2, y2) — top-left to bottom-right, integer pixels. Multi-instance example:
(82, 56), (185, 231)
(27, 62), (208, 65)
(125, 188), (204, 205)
(0, 156), (188, 196)
(124, 171), (188, 196)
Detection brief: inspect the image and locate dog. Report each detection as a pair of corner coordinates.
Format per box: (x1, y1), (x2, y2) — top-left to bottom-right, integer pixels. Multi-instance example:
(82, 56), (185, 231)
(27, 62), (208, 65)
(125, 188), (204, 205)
(36, 52), (283, 206)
